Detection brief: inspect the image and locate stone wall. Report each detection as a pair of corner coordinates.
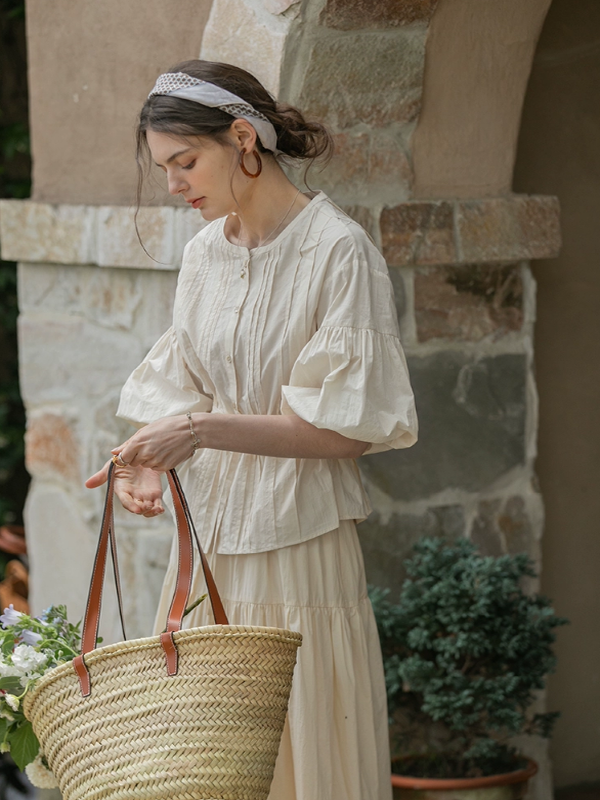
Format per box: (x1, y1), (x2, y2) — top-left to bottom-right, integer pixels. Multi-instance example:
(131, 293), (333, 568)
(0, 203), (206, 638)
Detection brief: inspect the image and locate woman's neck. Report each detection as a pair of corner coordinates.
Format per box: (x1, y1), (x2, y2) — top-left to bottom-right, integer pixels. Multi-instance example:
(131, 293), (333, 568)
(224, 162), (311, 250)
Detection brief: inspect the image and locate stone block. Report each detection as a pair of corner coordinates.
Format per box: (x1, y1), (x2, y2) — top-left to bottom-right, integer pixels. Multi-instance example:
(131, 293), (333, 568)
(381, 202), (456, 267)
(299, 30), (426, 129)
(25, 482), (94, 616)
(89, 390), (142, 479)
(321, 0), (439, 29)
(114, 522), (173, 639)
(263, 0), (300, 13)
(25, 481), (122, 643)
(359, 353), (528, 501)
(18, 262), (145, 331)
(457, 195), (561, 263)
(18, 314), (145, 405)
(174, 207), (207, 258)
(0, 199), (95, 264)
(358, 505), (465, 601)
(25, 413), (81, 484)
(201, 0), (289, 96)
(470, 495), (536, 559)
(388, 268), (407, 327)
(2, 201), (202, 269)
(126, 269), (178, 351)
(414, 263), (524, 342)
(500, 495), (535, 555)
(340, 205), (377, 240)
(380, 196), (560, 267)
(320, 130), (412, 201)
(97, 206), (177, 270)
(470, 499), (505, 557)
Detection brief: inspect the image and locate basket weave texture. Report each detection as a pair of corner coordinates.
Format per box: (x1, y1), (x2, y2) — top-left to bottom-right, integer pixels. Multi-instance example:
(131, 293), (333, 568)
(24, 624), (302, 800)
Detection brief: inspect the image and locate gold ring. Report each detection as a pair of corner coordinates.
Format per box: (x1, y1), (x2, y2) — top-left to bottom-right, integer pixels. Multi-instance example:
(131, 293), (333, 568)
(112, 453), (129, 468)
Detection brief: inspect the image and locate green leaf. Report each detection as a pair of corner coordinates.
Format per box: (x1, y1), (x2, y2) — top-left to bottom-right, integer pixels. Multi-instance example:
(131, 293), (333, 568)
(0, 676), (22, 694)
(1, 632), (16, 656)
(9, 720), (39, 771)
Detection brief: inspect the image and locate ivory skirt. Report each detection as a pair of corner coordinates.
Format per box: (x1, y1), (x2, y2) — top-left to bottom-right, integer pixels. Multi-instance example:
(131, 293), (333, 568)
(153, 520), (392, 800)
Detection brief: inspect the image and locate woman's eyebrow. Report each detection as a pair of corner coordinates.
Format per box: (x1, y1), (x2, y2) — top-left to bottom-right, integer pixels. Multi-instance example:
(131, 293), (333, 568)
(154, 148), (194, 167)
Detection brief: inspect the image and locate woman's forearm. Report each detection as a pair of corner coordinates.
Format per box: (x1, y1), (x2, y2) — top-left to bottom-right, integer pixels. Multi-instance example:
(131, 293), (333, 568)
(193, 412), (368, 459)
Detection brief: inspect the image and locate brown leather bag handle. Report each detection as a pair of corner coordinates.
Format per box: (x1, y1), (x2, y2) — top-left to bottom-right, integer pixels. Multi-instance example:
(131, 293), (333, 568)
(73, 462), (229, 697)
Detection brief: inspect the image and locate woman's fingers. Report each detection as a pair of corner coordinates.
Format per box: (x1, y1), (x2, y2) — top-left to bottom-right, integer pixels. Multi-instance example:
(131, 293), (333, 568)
(111, 442), (139, 467)
(85, 460), (110, 489)
(112, 468), (165, 516)
(114, 488), (162, 516)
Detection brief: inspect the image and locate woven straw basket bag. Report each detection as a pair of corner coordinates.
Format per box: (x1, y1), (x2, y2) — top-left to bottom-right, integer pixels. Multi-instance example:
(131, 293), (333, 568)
(23, 466), (302, 800)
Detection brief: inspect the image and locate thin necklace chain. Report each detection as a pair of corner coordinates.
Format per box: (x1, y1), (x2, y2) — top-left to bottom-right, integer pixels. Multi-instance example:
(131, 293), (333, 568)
(237, 188), (302, 250)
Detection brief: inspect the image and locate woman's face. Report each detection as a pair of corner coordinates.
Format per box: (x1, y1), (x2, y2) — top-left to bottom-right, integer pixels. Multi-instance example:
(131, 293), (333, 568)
(146, 128), (244, 221)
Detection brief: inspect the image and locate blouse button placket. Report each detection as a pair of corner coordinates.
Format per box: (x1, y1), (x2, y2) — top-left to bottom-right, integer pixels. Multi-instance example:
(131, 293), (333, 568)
(225, 254), (251, 411)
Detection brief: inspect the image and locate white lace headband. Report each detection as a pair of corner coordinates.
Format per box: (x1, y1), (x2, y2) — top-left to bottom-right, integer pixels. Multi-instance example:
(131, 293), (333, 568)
(148, 72), (281, 155)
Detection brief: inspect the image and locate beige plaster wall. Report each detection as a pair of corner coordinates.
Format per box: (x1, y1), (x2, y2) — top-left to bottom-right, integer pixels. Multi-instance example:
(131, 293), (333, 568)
(26, 0), (213, 206)
(412, 0), (551, 198)
(513, 0), (600, 788)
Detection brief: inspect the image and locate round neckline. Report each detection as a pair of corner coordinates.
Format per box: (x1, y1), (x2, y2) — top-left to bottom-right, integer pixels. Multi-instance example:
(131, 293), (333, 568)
(218, 190), (326, 255)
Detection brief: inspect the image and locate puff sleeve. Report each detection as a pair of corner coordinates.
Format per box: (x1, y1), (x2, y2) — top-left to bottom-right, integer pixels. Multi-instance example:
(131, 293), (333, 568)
(281, 237), (417, 455)
(117, 326), (213, 427)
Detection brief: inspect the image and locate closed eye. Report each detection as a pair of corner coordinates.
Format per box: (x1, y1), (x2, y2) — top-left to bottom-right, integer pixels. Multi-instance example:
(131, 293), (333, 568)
(182, 160), (196, 171)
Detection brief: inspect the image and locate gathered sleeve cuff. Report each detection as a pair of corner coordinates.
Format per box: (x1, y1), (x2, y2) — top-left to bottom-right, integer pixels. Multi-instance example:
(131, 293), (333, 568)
(117, 327), (213, 427)
(281, 325), (418, 454)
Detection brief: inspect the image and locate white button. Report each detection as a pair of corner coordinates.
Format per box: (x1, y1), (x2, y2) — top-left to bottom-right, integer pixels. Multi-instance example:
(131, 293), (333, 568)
(234, 307), (239, 313)
(226, 355), (232, 363)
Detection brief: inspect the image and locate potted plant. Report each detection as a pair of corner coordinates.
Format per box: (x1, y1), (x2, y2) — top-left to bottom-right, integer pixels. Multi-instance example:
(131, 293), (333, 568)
(370, 537), (567, 798)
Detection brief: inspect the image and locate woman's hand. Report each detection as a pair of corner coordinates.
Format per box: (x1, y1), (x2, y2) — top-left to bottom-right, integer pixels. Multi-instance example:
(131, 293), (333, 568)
(85, 461), (165, 517)
(111, 415), (197, 472)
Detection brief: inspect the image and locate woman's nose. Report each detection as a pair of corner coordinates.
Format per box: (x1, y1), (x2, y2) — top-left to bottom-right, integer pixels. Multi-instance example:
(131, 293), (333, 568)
(167, 174), (187, 196)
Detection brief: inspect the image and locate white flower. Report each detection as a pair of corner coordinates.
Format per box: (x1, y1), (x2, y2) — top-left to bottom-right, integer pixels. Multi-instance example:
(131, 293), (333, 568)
(11, 645), (47, 674)
(20, 630), (42, 646)
(0, 742), (9, 753)
(4, 695), (19, 712)
(25, 754), (58, 789)
(0, 662), (22, 679)
(0, 605), (22, 628)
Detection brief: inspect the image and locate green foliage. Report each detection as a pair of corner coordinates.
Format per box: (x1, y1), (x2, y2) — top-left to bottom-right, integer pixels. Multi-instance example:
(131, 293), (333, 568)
(0, 0), (25, 20)
(0, 123), (30, 199)
(8, 723), (36, 772)
(370, 537), (568, 778)
(0, 261), (28, 527)
(0, 604), (82, 771)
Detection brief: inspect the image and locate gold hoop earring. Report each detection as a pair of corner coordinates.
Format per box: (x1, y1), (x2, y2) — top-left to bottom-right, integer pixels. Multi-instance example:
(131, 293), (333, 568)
(239, 149), (262, 179)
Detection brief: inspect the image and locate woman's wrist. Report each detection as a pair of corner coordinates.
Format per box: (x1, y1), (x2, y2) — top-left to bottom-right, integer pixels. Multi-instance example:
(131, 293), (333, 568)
(185, 411), (202, 454)
(187, 412), (211, 452)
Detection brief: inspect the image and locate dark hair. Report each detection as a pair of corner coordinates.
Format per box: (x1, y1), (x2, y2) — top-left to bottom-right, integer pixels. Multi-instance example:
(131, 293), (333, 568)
(135, 59), (333, 209)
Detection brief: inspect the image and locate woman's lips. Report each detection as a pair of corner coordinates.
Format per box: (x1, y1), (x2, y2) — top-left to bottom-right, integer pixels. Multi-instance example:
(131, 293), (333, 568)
(188, 197), (205, 209)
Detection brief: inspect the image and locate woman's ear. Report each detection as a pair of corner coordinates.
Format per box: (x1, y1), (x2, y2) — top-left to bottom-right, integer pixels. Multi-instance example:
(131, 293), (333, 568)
(229, 119), (258, 152)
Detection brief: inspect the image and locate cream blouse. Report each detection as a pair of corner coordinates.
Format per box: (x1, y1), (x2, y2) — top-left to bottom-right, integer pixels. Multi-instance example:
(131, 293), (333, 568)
(117, 192), (417, 554)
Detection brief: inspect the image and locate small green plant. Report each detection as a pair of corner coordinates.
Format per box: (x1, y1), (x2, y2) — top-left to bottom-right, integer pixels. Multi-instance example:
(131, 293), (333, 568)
(370, 537), (567, 779)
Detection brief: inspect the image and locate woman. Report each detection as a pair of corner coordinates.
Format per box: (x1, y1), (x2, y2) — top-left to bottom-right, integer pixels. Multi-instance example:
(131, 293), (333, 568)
(87, 60), (417, 800)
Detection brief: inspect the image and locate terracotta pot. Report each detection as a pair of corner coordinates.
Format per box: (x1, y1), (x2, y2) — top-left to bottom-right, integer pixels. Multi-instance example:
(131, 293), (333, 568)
(391, 758), (537, 800)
